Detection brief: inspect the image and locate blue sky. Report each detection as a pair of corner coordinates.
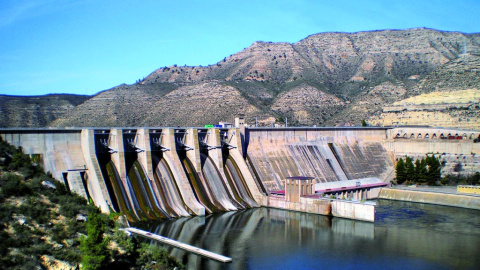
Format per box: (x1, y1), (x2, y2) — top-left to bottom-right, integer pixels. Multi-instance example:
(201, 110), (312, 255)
(1, 0), (479, 96)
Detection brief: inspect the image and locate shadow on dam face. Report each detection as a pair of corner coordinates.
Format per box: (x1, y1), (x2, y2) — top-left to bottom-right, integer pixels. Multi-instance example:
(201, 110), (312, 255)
(91, 128), (260, 222)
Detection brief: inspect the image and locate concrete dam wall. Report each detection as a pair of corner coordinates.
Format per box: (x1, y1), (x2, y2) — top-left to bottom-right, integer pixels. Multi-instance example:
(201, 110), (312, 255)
(245, 127), (395, 193)
(0, 127), (262, 221)
(2, 126), (479, 220)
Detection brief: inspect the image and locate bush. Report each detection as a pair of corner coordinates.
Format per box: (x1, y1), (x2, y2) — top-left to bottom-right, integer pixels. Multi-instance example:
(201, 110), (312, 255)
(136, 243), (185, 270)
(1, 173), (31, 197)
(80, 211), (110, 270)
(18, 197), (51, 224)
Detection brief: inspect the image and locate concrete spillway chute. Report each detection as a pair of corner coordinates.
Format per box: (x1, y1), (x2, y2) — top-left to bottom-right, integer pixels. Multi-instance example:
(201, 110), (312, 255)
(157, 129), (206, 216)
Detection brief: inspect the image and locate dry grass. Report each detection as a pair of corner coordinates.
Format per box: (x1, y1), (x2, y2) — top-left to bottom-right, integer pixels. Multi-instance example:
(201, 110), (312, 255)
(394, 89), (480, 105)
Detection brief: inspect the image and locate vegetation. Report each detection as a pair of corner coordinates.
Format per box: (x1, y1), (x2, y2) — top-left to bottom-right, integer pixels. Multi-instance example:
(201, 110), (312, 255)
(0, 137), (184, 269)
(80, 211), (110, 270)
(440, 172), (480, 186)
(396, 154), (480, 186)
(395, 155), (442, 185)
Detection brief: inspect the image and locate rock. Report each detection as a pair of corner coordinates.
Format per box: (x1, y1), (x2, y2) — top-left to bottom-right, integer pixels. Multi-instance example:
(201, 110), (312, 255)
(41, 180), (57, 190)
(39, 255), (78, 270)
(76, 214), (87, 222)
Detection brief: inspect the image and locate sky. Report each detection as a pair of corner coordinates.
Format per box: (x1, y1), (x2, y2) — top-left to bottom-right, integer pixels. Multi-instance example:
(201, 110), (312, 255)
(1, 0), (479, 96)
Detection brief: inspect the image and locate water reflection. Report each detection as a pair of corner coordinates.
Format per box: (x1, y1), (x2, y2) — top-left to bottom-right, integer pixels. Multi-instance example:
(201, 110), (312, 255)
(137, 201), (480, 270)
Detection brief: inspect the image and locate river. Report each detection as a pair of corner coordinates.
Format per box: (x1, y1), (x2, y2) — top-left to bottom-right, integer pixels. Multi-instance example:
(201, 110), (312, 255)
(137, 200), (480, 269)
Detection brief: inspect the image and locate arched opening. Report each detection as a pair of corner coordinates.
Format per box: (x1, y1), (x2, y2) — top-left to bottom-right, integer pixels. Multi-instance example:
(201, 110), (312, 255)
(417, 133), (422, 139)
(432, 133), (437, 139)
(410, 133), (415, 138)
(425, 133), (430, 139)
(403, 133), (408, 138)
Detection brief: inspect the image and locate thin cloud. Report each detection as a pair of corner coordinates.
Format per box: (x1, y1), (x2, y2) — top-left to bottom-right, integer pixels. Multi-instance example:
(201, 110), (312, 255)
(0, 0), (87, 29)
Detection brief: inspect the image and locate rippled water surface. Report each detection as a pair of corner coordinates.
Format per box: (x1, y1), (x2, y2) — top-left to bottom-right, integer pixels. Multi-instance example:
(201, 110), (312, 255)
(138, 200), (480, 269)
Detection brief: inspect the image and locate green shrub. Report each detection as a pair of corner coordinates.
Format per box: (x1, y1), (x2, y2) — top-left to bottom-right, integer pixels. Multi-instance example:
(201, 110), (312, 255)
(1, 173), (31, 197)
(80, 211), (110, 270)
(18, 197), (51, 224)
(136, 243), (185, 270)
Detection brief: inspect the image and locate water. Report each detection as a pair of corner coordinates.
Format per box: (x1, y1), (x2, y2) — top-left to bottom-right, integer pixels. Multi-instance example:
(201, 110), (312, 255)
(137, 200), (480, 269)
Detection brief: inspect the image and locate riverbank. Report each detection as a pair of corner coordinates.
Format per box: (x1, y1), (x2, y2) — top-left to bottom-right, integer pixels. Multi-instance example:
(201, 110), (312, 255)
(378, 186), (480, 210)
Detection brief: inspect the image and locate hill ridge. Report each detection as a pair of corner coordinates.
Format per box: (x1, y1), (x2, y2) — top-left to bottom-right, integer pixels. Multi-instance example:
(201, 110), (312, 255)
(1, 28), (479, 129)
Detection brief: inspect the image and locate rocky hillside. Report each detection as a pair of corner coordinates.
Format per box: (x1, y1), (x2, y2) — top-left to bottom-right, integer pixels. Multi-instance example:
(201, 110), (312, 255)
(0, 138), (184, 269)
(3, 28), (480, 128)
(0, 94), (90, 128)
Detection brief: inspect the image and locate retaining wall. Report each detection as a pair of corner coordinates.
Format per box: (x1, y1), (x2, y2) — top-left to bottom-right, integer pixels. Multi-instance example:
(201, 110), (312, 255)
(379, 188), (480, 210)
(330, 200), (376, 222)
(265, 195), (375, 222)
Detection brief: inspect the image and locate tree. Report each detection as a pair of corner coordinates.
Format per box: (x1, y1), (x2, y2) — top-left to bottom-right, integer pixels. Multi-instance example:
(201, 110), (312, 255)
(361, 120), (368, 126)
(80, 211), (110, 270)
(405, 157), (415, 184)
(414, 158), (427, 184)
(395, 158), (406, 184)
(426, 155), (441, 186)
(471, 172), (480, 185)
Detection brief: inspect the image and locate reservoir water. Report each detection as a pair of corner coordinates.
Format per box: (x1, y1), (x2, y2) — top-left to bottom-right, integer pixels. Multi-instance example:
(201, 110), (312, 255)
(138, 200), (480, 269)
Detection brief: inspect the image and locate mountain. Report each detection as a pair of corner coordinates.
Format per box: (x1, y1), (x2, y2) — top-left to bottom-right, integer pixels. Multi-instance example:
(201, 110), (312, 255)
(3, 28), (480, 128)
(0, 94), (90, 128)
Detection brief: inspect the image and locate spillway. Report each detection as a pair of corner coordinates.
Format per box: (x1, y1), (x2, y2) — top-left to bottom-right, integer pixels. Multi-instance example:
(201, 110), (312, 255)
(288, 144), (340, 182)
(200, 153), (238, 211)
(181, 156), (220, 213)
(127, 160), (167, 220)
(152, 155), (191, 217)
(330, 142), (393, 180)
(245, 128), (397, 194)
(104, 161), (137, 222)
(224, 155), (258, 208)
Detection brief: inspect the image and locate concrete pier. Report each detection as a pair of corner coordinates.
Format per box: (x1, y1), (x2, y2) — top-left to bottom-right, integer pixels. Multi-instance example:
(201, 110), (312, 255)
(266, 195), (376, 222)
(124, 227), (232, 263)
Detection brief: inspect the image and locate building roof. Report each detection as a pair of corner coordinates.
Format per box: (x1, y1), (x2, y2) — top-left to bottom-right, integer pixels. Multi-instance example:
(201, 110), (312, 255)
(286, 176), (315, 180)
(314, 178), (387, 193)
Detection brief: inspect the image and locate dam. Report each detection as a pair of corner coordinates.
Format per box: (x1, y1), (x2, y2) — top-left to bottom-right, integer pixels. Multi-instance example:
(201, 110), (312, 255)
(1, 126), (479, 222)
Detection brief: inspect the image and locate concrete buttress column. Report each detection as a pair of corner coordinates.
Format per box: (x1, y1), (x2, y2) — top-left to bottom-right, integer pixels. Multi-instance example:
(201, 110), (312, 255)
(162, 129), (205, 216)
(135, 129), (154, 181)
(185, 128), (201, 173)
(207, 128), (242, 207)
(109, 129), (136, 211)
(227, 128), (265, 205)
(80, 129), (111, 213)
